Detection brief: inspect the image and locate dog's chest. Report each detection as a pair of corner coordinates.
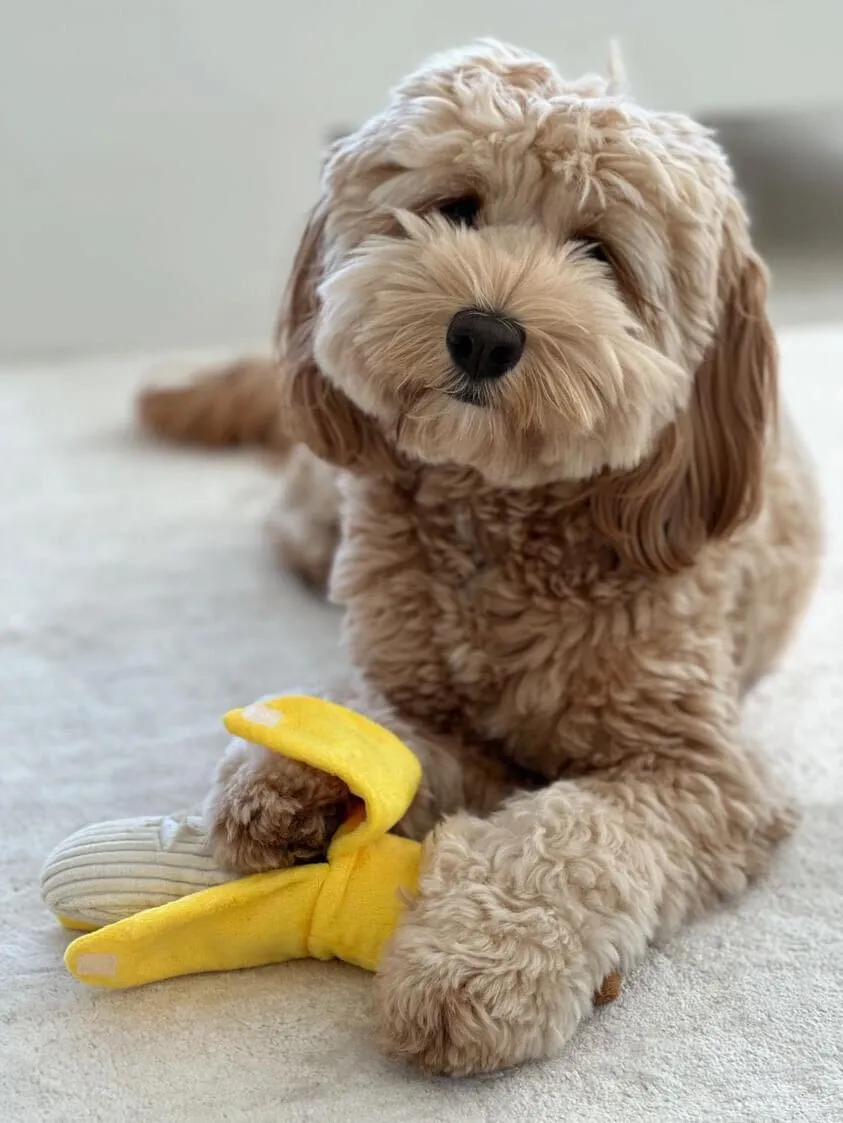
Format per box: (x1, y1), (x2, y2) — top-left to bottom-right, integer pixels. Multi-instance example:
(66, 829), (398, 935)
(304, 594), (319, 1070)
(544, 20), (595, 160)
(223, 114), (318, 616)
(337, 475), (632, 770)
(414, 496), (603, 691)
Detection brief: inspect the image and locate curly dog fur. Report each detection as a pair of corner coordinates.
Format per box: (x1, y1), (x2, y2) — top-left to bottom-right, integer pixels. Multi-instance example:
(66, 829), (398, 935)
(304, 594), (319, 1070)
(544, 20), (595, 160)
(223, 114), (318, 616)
(140, 42), (822, 1074)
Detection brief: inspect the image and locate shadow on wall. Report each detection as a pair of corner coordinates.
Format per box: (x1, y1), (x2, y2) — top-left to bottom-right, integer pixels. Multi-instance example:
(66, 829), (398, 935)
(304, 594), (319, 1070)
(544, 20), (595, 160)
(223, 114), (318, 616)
(711, 108), (843, 256)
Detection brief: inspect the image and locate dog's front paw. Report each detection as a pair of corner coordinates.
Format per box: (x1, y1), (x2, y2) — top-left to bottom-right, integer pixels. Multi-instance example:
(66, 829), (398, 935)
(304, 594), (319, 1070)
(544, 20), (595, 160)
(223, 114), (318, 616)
(204, 739), (352, 874)
(374, 816), (602, 1075)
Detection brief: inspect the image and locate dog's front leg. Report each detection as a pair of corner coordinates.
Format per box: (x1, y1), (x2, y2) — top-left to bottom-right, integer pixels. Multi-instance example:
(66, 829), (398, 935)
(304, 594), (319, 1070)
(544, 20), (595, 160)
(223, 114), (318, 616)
(205, 686), (521, 873)
(375, 727), (796, 1075)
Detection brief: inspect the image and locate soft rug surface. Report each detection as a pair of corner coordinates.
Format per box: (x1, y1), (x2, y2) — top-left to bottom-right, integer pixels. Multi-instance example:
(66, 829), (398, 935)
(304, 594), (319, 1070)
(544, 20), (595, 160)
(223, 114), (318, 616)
(2, 330), (842, 1121)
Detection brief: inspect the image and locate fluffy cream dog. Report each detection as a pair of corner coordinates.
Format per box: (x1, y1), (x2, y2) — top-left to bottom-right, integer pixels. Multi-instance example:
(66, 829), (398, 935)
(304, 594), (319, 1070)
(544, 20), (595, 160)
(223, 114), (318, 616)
(140, 41), (822, 1075)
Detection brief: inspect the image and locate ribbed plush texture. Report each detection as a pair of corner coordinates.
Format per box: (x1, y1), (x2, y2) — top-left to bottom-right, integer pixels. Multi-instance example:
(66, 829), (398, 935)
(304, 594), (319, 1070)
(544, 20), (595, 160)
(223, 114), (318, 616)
(40, 811), (232, 928)
(2, 339), (842, 1121)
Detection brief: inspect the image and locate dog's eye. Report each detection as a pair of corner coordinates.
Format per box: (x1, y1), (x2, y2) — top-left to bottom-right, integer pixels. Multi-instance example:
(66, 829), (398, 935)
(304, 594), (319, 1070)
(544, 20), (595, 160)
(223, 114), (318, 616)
(437, 195), (481, 227)
(580, 238), (611, 266)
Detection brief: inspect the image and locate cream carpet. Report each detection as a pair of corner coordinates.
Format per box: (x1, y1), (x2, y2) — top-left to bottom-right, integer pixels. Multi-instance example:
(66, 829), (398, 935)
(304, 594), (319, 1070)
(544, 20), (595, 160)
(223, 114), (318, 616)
(2, 330), (842, 1122)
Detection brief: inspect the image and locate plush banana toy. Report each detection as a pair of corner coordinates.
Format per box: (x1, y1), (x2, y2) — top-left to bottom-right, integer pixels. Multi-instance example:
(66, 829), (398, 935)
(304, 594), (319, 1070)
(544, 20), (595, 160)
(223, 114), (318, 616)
(41, 695), (621, 1004)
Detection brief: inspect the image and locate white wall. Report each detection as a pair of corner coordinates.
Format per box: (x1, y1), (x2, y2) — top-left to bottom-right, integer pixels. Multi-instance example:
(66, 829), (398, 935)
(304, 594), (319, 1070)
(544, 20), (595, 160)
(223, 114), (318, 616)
(1, 0), (841, 359)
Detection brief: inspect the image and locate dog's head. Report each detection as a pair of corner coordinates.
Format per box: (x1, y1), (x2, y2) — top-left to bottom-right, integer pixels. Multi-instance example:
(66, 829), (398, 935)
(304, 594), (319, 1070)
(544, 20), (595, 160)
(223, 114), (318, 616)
(277, 41), (776, 573)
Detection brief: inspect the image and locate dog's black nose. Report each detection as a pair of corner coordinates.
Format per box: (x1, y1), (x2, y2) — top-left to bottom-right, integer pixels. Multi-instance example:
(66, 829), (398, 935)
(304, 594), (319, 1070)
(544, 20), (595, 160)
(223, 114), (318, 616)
(446, 309), (525, 381)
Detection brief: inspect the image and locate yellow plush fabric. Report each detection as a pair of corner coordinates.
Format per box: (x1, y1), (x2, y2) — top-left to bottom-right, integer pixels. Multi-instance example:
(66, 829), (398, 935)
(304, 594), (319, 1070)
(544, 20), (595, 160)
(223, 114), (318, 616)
(62, 697), (423, 988)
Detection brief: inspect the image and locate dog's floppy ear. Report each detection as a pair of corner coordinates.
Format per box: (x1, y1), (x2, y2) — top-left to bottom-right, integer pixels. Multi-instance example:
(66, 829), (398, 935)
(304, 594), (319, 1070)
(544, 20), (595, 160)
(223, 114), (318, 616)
(592, 226), (777, 575)
(274, 204), (393, 472)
